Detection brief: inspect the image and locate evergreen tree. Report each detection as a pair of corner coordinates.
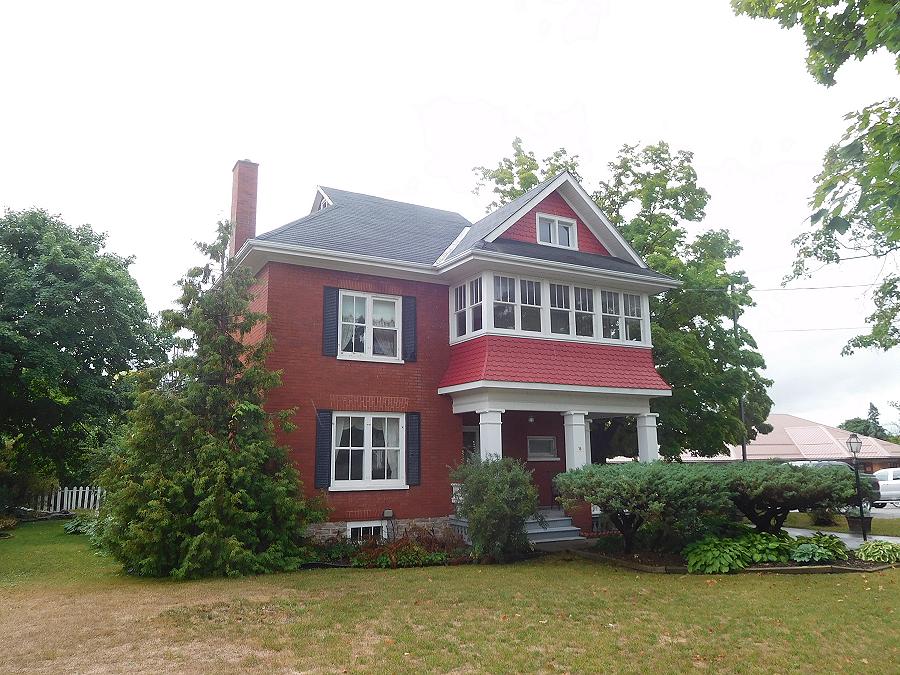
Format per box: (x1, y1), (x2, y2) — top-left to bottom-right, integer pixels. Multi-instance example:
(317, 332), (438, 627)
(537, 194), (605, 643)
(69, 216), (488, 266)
(98, 222), (325, 579)
(838, 403), (890, 441)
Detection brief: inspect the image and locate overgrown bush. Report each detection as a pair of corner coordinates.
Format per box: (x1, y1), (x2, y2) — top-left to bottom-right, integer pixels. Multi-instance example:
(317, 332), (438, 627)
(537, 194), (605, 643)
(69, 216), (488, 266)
(724, 462), (860, 533)
(555, 462), (733, 552)
(0, 514), (17, 531)
(738, 531), (794, 564)
(451, 456), (539, 562)
(856, 540), (900, 564)
(96, 224), (326, 579)
(683, 537), (751, 574)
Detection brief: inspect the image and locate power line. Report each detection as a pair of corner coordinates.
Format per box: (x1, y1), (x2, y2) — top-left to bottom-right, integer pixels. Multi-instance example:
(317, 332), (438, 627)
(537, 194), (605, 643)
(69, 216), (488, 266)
(683, 283), (872, 293)
(763, 326), (868, 333)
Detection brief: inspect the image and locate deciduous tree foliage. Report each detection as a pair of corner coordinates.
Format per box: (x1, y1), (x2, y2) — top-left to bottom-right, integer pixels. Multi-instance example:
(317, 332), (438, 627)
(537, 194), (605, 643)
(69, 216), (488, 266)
(98, 222), (325, 578)
(0, 209), (162, 510)
(732, 1), (899, 353)
(474, 140), (773, 457)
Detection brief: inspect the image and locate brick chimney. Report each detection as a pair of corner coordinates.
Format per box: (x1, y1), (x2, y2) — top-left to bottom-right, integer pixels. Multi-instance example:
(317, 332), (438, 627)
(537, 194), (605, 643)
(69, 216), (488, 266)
(229, 159), (259, 256)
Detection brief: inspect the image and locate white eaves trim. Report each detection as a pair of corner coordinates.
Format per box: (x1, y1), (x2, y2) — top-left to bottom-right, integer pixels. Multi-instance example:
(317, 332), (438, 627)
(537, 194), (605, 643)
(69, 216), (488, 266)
(434, 226), (471, 265)
(437, 380), (672, 397)
(480, 172), (648, 269)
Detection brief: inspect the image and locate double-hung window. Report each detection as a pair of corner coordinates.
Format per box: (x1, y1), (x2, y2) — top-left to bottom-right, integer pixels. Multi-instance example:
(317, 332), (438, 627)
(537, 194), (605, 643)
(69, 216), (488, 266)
(469, 278), (483, 332)
(623, 293), (643, 341)
(574, 286), (594, 337)
(520, 279), (542, 332)
(493, 275), (516, 329)
(332, 413), (405, 490)
(601, 290), (621, 340)
(340, 291), (401, 360)
(454, 285), (467, 338)
(536, 214), (577, 249)
(549, 283), (571, 334)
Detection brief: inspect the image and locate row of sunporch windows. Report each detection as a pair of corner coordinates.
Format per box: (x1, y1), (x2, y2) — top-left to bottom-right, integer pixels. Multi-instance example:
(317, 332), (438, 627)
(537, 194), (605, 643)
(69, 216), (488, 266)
(453, 275), (645, 343)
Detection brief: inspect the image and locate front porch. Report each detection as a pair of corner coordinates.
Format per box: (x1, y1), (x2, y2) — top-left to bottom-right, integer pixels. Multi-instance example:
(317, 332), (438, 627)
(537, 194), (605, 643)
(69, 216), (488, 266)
(443, 384), (666, 544)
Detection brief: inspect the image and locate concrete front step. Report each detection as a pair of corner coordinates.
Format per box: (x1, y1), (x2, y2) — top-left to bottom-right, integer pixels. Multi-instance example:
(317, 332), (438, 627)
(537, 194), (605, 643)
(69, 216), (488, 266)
(525, 517), (574, 532)
(451, 512), (585, 546)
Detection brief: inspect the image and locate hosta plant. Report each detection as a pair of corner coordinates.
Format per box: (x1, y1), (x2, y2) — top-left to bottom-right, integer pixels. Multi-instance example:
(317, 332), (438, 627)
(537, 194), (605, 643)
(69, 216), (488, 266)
(683, 537), (751, 574)
(790, 542), (833, 564)
(738, 532), (794, 564)
(855, 540), (900, 564)
(807, 532), (849, 562)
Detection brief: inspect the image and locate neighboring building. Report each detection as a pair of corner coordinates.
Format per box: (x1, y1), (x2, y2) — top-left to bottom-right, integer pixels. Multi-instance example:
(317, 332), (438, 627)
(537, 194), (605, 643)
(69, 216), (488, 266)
(229, 160), (678, 538)
(681, 413), (900, 473)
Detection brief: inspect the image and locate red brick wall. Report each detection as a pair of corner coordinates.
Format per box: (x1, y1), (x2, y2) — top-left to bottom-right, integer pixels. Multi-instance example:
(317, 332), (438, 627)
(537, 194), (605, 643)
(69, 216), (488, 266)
(498, 190), (609, 255)
(260, 262), (461, 522)
(500, 411), (567, 506)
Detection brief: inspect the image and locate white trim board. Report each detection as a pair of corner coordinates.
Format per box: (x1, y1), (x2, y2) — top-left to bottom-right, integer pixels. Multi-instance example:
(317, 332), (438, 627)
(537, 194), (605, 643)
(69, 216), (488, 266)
(438, 380), (672, 397)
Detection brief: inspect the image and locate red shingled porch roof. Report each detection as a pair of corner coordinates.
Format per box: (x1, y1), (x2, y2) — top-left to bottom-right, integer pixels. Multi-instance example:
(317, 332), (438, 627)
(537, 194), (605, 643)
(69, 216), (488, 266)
(439, 335), (671, 391)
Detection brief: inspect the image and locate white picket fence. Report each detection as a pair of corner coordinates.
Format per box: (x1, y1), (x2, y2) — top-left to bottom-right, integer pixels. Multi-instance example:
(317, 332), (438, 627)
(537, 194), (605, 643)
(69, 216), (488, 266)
(29, 486), (105, 513)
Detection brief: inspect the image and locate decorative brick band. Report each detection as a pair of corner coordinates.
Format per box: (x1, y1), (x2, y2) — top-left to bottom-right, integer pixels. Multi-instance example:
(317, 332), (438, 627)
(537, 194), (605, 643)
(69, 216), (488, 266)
(328, 395), (410, 412)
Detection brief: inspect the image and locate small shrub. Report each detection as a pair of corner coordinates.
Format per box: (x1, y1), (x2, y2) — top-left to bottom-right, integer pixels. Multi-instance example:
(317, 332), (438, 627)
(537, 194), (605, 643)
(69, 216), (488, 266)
(350, 539), (451, 569)
(738, 532), (794, 564)
(63, 510), (98, 537)
(855, 540), (900, 564)
(790, 542), (833, 564)
(451, 456), (539, 562)
(807, 532), (849, 561)
(683, 537), (751, 574)
(0, 514), (17, 531)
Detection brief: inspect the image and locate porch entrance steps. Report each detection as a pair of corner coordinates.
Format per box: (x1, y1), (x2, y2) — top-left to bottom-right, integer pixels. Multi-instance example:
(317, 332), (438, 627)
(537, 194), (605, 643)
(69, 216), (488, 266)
(449, 506), (586, 548)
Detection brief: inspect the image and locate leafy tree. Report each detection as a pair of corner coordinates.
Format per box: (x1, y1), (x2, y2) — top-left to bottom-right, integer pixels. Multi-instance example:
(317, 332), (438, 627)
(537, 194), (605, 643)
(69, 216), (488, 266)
(450, 456), (539, 562)
(731, 0), (899, 87)
(98, 222), (325, 578)
(0, 209), (163, 511)
(732, 2), (899, 353)
(473, 139), (773, 457)
(838, 402), (890, 440)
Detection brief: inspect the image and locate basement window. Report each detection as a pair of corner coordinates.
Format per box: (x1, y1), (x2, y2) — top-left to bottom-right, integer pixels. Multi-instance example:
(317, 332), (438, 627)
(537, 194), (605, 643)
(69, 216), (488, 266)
(347, 520), (384, 541)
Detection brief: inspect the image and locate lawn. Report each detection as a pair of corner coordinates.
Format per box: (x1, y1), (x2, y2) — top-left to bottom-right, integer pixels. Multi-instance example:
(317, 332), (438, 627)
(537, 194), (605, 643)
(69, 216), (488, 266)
(1, 522), (898, 674)
(785, 511), (900, 537)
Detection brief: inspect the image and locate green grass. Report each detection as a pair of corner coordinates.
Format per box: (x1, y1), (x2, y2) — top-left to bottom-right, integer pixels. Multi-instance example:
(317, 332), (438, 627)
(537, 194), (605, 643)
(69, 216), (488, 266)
(785, 511), (900, 537)
(1, 521), (898, 674)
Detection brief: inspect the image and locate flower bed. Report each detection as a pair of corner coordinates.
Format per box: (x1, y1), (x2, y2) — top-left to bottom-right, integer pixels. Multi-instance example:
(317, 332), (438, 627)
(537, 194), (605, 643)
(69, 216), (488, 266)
(308, 526), (472, 569)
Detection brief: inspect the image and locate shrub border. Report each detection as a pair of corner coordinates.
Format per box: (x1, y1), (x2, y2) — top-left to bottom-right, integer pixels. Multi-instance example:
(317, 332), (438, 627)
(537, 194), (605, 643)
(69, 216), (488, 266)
(574, 550), (899, 575)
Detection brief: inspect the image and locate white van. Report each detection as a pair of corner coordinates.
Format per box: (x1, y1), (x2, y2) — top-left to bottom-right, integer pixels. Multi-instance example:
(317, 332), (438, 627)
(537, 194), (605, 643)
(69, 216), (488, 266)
(873, 468), (900, 507)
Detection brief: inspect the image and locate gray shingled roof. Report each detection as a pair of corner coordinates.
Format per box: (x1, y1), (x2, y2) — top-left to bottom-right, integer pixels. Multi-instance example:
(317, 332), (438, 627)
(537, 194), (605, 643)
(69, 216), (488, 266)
(452, 174), (560, 255)
(256, 187), (471, 265)
(473, 239), (676, 282)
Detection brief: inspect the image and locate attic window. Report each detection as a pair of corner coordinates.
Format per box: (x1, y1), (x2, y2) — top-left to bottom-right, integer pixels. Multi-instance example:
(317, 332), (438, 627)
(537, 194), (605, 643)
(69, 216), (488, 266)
(536, 214), (577, 249)
(318, 197), (331, 211)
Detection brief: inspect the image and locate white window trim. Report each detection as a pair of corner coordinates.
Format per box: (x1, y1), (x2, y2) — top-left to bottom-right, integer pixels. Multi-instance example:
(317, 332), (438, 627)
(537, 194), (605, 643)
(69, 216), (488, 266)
(330, 412), (408, 491)
(448, 271), (652, 348)
(346, 520), (386, 540)
(527, 436), (560, 462)
(535, 212), (578, 250)
(337, 290), (404, 364)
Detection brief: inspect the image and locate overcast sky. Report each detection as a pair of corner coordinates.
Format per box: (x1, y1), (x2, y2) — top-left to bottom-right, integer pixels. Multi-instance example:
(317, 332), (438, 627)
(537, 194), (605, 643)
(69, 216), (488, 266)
(2, 1), (898, 432)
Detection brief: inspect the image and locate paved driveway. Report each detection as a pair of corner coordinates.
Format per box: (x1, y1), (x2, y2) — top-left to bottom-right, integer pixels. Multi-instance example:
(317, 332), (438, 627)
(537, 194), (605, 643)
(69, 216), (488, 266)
(785, 527), (900, 550)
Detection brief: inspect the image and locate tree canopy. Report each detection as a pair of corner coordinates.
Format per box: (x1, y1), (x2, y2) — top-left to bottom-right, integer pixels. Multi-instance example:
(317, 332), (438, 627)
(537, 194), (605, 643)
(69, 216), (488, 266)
(473, 139), (773, 457)
(0, 209), (163, 509)
(98, 222), (325, 578)
(732, 1), (899, 353)
(838, 402), (890, 440)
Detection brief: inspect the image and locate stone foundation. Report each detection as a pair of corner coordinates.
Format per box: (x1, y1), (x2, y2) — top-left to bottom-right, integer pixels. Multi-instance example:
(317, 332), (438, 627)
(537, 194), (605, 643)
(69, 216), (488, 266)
(306, 516), (451, 541)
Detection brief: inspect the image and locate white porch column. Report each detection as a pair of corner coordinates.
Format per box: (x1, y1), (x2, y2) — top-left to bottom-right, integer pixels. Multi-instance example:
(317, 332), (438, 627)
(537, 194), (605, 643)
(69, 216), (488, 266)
(477, 409), (504, 460)
(584, 418), (593, 466)
(637, 413), (660, 462)
(562, 411), (589, 469)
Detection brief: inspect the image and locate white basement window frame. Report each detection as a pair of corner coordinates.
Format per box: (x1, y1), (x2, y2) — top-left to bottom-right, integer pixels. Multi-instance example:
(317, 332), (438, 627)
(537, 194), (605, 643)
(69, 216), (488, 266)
(331, 412), (407, 491)
(527, 436), (559, 461)
(536, 212), (578, 250)
(338, 290), (403, 363)
(346, 520), (385, 541)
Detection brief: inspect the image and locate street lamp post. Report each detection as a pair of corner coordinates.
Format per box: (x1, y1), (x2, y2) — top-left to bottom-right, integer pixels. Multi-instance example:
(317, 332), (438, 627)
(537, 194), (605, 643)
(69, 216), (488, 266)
(845, 433), (867, 542)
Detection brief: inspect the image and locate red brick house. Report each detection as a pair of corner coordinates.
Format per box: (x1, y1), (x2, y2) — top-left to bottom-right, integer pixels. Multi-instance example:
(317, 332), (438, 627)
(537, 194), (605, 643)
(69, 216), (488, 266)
(229, 160), (678, 540)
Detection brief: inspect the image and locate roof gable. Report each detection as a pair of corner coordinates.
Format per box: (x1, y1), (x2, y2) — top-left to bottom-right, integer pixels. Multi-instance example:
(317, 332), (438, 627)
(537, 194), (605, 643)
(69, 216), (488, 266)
(497, 189), (609, 255)
(449, 172), (645, 267)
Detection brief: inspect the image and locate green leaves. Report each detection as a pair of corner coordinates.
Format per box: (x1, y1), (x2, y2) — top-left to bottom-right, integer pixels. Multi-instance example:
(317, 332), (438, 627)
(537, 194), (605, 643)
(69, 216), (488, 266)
(683, 536), (751, 574)
(855, 539), (900, 563)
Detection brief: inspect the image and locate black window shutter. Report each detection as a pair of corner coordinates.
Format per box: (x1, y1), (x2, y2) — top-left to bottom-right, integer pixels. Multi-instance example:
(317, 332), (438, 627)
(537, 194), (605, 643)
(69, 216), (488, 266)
(402, 295), (417, 362)
(322, 287), (339, 356)
(314, 409), (333, 488)
(406, 412), (421, 486)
